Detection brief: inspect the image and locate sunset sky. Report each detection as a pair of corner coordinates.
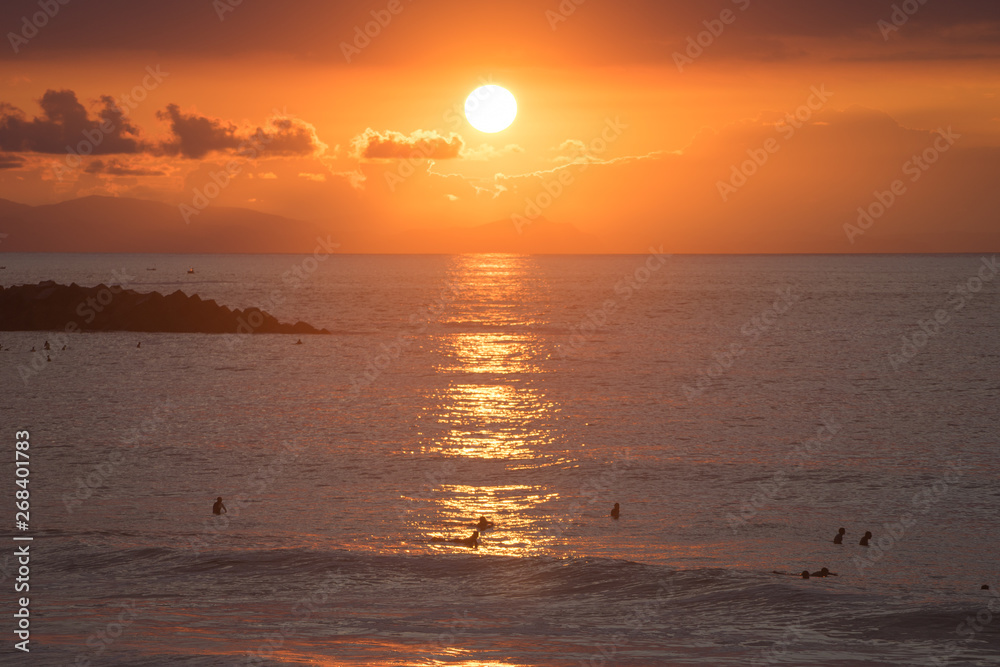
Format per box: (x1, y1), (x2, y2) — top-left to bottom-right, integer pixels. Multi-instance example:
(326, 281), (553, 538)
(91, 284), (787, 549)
(1, 0), (998, 252)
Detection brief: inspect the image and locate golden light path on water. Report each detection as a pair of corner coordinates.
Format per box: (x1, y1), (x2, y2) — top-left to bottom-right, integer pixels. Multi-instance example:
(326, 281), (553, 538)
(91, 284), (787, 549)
(408, 255), (568, 558)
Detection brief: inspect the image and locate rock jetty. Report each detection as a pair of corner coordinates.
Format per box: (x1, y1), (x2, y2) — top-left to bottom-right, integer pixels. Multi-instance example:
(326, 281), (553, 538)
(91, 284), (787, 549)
(0, 281), (329, 334)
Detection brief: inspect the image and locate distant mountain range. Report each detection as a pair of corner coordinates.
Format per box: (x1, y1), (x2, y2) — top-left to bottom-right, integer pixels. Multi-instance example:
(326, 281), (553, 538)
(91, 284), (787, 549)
(0, 196), (601, 254)
(0, 196), (325, 253)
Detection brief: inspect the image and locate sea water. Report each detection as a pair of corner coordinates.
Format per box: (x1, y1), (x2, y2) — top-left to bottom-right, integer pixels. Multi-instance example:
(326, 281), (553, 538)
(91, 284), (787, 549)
(0, 252), (998, 665)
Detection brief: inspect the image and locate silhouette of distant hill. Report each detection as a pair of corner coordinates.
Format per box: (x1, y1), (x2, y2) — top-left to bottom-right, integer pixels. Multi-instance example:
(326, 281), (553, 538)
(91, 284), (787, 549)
(0, 196), (326, 253)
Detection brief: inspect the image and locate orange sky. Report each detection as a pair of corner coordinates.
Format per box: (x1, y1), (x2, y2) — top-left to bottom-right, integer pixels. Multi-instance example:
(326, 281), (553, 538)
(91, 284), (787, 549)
(1, 0), (998, 252)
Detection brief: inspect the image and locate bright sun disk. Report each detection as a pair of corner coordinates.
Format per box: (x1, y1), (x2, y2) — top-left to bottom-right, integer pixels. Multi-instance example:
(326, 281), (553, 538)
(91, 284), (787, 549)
(465, 85), (517, 133)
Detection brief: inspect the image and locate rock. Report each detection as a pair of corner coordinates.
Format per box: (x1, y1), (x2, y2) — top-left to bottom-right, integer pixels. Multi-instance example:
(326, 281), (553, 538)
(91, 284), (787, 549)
(0, 282), (330, 334)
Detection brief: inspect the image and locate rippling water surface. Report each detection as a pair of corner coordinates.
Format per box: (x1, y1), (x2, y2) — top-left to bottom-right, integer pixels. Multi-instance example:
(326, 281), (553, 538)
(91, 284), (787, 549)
(1, 252), (998, 665)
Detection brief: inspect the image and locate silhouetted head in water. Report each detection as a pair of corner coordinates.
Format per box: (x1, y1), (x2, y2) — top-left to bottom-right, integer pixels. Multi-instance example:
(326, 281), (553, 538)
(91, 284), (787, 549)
(860, 531), (872, 546)
(811, 567), (836, 577)
(983, 584), (991, 590)
(833, 527), (845, 544)
(610, 503), (620, 519)
(476, 516), (494, 530)
(801, 570), (810, 579)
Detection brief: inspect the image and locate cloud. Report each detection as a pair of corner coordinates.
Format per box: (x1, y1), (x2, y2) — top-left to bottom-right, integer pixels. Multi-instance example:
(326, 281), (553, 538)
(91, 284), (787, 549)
(156, 104), (242, 159)
(264, 117), (327, 156)
(157, 105), (326, 159)
(298, 172), (326, 182)
(460, 143), (524, 161)
(84, 159), (164, 176)
(352, 128), (464, 160)
(0, 153), (24, 169)
(0, 90), (144, 154)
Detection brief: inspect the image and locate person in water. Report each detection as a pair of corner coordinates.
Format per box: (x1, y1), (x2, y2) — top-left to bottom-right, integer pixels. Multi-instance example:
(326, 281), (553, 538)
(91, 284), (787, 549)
(833, 527), (846, 544)
(859, 530), (872, 546)
(432, 530), (479, 548)
(137, 342), (141, 349)
(610, 503), (620, 519)
(476, 517), (494, 530)
(213, 497), (227, 515)
(811, 567), (837, 577)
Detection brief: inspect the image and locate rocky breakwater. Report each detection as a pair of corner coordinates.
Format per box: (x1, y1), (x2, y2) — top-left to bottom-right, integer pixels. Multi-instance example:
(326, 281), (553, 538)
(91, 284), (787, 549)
(0, 281), (330, 334)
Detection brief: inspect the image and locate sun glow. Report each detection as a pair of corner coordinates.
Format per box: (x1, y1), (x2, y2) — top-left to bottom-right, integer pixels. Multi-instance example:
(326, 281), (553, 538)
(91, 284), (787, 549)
(464, 85), (517, 133)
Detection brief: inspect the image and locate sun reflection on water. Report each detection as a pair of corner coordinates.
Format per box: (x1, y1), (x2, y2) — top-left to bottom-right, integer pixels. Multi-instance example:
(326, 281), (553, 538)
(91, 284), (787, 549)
(407, 255), (569, 555)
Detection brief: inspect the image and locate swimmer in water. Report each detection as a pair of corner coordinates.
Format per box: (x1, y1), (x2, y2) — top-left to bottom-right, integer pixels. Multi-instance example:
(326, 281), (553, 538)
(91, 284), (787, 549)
(811, 567), (837, 577)
(833, 527), (845, 544)
(476, 517), (494, 530)
(610, 503), (620, 519)
(432, 530), (479, 548)
(859, 531), (872, 546)
(213, 497), (227, 515)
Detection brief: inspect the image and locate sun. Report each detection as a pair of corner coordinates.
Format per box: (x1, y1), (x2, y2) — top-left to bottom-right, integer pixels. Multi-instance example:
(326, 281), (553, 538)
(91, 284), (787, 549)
(465, 85), (517, 133)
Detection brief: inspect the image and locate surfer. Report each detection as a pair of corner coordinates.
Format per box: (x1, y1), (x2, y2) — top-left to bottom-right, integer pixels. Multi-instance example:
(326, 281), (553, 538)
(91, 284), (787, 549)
(295, 339), (303, 345)
(213, 497), (227, 515)
(833, 527), (846, 544)
(476, 517), (494, 530)
(859, 530), (872, 546)
(432, 530), (479, 548)
(43, 340), (50, 350)
(610, 503), (620, 519)
(137, 342), (141, 349)
(811, 567), (837, 577)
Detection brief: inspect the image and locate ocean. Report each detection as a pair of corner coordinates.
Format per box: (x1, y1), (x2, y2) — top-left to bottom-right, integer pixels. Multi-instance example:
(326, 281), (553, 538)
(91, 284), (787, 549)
(0, 252), (998, 666)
